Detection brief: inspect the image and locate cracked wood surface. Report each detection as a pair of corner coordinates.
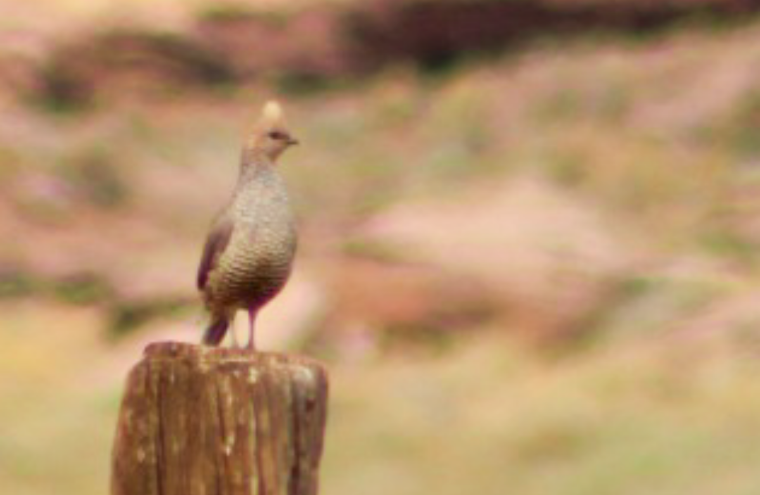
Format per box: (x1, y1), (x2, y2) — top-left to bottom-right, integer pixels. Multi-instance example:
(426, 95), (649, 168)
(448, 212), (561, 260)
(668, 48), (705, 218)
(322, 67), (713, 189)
(111, 342), (329, 495)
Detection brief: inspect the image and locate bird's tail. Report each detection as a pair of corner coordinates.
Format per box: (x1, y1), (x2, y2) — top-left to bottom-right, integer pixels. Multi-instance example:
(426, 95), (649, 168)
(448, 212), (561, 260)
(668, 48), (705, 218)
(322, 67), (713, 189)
(202, 314), (230, 346)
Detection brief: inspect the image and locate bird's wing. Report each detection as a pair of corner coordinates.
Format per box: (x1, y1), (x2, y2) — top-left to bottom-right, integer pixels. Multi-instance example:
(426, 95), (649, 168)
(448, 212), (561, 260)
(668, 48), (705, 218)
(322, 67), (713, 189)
(197, 214), (234, 291)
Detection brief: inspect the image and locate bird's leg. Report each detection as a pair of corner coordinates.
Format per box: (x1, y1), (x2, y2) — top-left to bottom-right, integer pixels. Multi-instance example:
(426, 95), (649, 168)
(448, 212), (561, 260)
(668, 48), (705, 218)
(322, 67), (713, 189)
(246, 308), (258, 351)
(228, 320), (240, 348)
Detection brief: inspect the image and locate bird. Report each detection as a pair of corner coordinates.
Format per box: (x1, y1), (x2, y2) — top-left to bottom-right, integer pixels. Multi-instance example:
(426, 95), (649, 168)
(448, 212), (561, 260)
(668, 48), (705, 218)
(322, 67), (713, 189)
(196, 100), (299, 350)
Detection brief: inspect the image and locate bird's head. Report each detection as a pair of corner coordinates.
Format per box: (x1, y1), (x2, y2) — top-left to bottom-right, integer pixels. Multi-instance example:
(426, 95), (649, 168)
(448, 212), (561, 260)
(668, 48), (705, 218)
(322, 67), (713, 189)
(246, 100), (298, 161)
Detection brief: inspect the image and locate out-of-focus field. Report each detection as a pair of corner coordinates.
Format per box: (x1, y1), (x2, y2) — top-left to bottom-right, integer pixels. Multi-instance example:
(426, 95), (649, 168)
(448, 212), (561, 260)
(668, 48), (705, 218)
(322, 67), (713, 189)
(3, 1), (760, 494)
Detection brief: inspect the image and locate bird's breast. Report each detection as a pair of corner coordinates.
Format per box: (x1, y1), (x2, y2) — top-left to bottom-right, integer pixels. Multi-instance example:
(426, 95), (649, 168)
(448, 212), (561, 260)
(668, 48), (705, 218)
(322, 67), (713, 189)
(208, 181), (297, 309)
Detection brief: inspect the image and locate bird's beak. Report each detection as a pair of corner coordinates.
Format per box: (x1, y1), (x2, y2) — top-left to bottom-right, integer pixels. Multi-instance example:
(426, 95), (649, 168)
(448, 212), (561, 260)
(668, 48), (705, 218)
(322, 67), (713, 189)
(287, 137), (299, 146)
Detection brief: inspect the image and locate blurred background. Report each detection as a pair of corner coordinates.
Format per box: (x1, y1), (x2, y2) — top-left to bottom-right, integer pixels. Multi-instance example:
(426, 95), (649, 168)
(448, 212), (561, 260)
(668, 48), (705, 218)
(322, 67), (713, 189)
(3, 0), (760, 494)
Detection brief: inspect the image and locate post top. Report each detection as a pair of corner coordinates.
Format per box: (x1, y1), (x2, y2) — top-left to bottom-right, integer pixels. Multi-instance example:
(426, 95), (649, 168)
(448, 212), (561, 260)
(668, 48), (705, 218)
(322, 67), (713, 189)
(142, 341), (326, 371)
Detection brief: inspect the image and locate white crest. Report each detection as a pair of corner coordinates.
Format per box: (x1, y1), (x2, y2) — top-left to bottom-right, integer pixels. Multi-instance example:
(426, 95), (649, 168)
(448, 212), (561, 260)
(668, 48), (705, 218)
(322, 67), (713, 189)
(262, 100), (283, 124)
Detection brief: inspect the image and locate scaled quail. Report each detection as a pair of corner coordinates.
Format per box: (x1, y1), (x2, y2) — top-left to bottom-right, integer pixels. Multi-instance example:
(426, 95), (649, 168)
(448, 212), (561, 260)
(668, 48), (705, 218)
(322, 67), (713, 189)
(196, 101), (298, 349)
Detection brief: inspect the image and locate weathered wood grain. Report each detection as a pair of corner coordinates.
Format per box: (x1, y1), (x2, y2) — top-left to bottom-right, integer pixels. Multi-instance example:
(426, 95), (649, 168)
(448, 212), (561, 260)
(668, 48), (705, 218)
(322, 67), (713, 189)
(111, 342), (328, 495)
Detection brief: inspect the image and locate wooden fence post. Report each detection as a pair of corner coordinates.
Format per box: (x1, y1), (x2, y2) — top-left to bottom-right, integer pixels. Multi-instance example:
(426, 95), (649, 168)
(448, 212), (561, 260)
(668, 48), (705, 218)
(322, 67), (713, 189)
(111, 342), (329, 495)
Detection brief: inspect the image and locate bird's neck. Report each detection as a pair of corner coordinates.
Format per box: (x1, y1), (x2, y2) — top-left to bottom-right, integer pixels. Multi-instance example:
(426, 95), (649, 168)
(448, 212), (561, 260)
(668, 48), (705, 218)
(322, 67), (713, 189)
(238, 148), (276, 185)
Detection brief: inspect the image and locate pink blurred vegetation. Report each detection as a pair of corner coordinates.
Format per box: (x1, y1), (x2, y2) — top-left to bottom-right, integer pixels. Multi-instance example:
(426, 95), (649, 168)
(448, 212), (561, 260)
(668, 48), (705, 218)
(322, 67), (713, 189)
(3, 1), (760, 494)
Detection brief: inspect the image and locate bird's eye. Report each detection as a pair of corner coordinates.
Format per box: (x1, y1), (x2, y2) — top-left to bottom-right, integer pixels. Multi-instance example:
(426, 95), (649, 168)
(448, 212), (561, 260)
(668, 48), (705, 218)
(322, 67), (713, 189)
(268, 131), (286, 140)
